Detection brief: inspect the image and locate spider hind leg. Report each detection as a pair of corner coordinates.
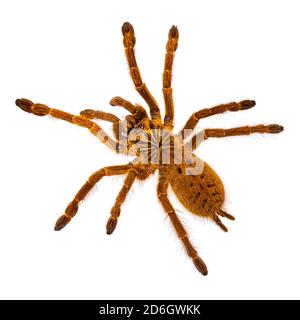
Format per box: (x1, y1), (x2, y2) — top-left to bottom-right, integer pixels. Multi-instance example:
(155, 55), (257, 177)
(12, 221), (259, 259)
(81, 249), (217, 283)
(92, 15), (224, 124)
(157, 172), (208, 275)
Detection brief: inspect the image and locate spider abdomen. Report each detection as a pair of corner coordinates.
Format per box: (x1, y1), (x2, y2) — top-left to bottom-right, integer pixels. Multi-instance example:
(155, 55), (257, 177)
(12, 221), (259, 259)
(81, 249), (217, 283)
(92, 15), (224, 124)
(168, 160), (225, 218)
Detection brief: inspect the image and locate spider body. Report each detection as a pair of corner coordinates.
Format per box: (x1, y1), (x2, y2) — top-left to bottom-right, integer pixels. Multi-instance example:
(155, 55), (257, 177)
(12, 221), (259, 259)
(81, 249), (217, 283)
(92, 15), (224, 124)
(169, 161), (225, 219)
(16, 22), (283, 275)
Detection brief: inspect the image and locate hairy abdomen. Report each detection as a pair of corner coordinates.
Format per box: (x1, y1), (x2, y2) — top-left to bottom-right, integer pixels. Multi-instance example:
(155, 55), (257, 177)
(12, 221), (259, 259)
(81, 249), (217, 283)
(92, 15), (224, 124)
(168, 159), (225, 217)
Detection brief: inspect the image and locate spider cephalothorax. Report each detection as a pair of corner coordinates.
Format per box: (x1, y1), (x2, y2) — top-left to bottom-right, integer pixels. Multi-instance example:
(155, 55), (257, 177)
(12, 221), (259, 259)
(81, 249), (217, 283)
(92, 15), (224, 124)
(16, 22), (283, 275)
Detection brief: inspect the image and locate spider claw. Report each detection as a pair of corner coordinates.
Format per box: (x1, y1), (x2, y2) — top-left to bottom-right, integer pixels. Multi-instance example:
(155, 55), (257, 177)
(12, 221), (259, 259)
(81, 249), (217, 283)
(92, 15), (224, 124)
(15, 98), (34, 113)
(122, 22), (136, 48)
(54, 214), (71, 231)
(240, 99), (256, 110)
(106, 217), (118, 235)
(122, 22), (134, 35)
(169, 25), (179, 39)
(193, 257), (208, 276)
(16, 99), (49, 116)
(267, 124), (284, 133)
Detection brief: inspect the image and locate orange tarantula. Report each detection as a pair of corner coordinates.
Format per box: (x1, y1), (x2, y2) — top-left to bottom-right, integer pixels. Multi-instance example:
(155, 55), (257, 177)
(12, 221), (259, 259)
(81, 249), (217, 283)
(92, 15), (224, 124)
(16, 22), (283, 275)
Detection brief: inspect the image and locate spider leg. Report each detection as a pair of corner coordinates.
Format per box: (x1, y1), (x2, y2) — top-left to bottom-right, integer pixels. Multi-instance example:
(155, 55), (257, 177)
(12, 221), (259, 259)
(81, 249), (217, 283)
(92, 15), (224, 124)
(180, 100), (256, 140)
(80, 109), (120, 123)
(189, 124), (284, 150)
(54, 164), (134, 231)
(15, 98), (120, 153)
(163, 25), (179, 129)
(80, 107), (139, 154)
(122, 22), (162, 124)
(157, 172), (208, 275)
(106, 170), (137, 234)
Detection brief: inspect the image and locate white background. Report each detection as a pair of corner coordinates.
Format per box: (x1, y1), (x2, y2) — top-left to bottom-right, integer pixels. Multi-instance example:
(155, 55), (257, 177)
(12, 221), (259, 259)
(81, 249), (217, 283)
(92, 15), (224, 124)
(0, 0), (299, 299)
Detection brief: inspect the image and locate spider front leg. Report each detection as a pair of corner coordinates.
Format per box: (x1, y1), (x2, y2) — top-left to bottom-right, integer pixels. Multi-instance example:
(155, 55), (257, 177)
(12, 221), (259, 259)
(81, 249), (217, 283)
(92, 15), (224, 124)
(189, 124), (284, 150)
(163, 25), (179, 129)
(180, 100), (256, 139)
(157, 172), (208, 275)
(15, 98), (119, 152)
(106, 170), (137, 234)
(55, 164), (134, 231)
(122, 22), (162, 124)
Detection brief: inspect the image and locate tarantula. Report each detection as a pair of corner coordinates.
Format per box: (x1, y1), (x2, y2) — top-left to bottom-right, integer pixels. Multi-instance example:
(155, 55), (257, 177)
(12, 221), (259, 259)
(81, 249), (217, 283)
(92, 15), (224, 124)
(15, 22), (283, 275)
